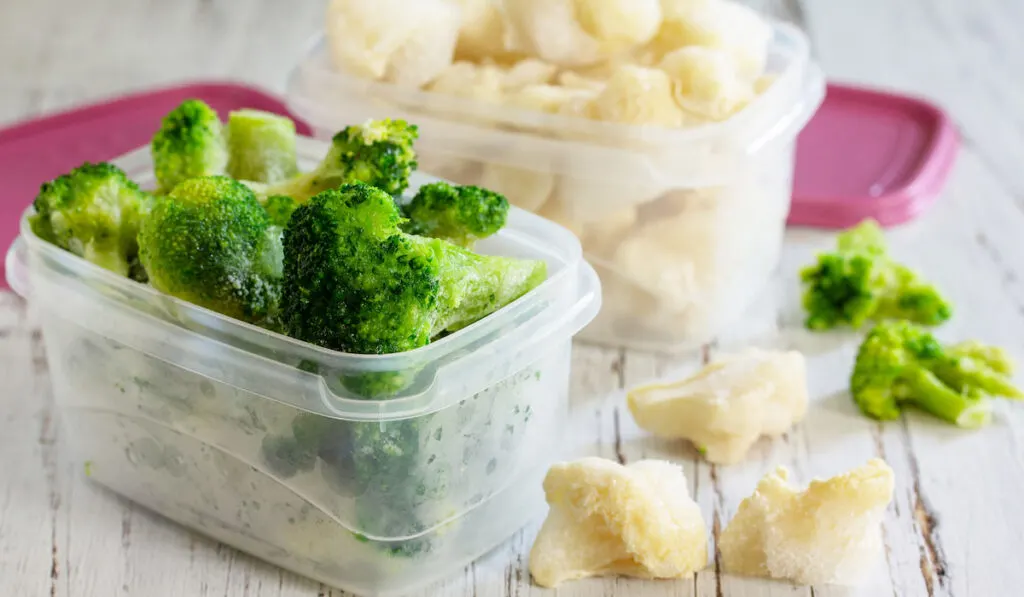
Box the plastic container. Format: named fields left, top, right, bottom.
left=286, top=21, right=824, bottom=352
left=5, top=138, right=601, bottom=596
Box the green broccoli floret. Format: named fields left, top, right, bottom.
left=265, top=119, right=418, bottom=202
left=281, top=182, right=546, bottom=355
left=151, top=99, right=228, bottom=193
left=263, top=195, right=300, bottom=227
left=226, top=109, right=299, bottom=184
left=801, top=219, right=952, bottom=330
left=850, top=321, right=1021, bottom=428
left=138, top=176, right=283, bottom=326
left=401, top=181, right=509, bottom=247
left=29, top=162, right=149, bottom=279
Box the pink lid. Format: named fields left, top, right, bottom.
left=788, top=83, right=959, bottom=229
left=0, top=82, right=310, bottom=289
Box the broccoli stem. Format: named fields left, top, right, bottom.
left=902, top=367, right=992, bottom=428
left=932, top=359, right=1024, bottom=400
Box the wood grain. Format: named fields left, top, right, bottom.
left=2, top=0, right=1024, bottom=595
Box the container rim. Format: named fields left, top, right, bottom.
left=287, top=19, right=817, bottom=150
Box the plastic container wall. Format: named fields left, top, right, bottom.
left=287, top=22, right=824, bottom=352
left=5, top=140, right=601, bottom=596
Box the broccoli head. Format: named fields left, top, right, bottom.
left=226, top=109, right=299, bottom=184
left=151, top=99, right=228, bottom=193
left=801, top=220, right=952, bottom=330
left=30, top=162, right=149, bottom=279
left=281, top=182, right=546, bottom=355
left=850, top=321, right=1020, bottom=428
left=138, top=175, right=283, bottom=326
left=263, top=194, right=299, bottom=227
left=267, top=119, right=418, bottom=202
left=402, top=181, right=510, bottom=247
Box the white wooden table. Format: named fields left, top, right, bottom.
left=3, top=1, right=1024, bottom=595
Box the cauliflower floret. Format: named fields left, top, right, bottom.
left=529, top=458, right=707, bottom=587
left=427, top=61, right=506, bottom=103
left=649, top=0, right=771, bottom=81
left=720, top=459, right=895, bottom=585
left=325, top=0, right=462, bottom=88
left=659, top=46, right=754, bottom=121
left=503, top=58, right=559, bottom=90
left=536, top=195, right=584, bottom=237
left=627, top=349, right=808, bottom=464
left=478, top=163, right=555, bottom=211
left=454, top=0, right=521, bottom=62
left=558, top=71, right=608, bottom=93
left=506, top=84, right=599, bottom=114
left=588, top=65, right=687, bottom=126
left=580, top=207, right=638, bottom=259
left=502, top=0, right=662, bottom=67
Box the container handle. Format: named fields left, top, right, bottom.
left=4, top=237, right=30, bottom=299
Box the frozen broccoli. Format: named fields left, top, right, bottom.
left=265, top=119, right=418, bottom=202
left=850, top=321, right=1021, bottom=428
left=29, top=162, right=149, bottom=279
left=263, top=195, right=299, bottom=227
left=281, top=182, right=546, bottom=355
left=801, top=220, right=952, bottom=330
left=226, top=109, right=299, bottom=183
left=401, top=181, right=509, bottom=247
left=138, top=176, right=283, bottom=326
left=151, top=99, right=228, bottom=193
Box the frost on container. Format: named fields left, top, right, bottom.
left=6, top=144, right=600, bottom=596
left=290, top=1, right=825, bottom=351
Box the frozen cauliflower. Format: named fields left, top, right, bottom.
left=588, top=65, right=687, bottom=126
left=325, top=0, right=462, bottom=88
left=719, top=459, right=895, bottom=585
left=579, top=207, right=638, bottom=259
left=503, top=0, right=662, bottom=67
left=529, top=458, right=707, bottom=587
left=478, top=164, right=555, bottom=212
left=428, top=61, right=506, bottom=103
left=627, top=349, right=808, bottom=465
left=659, top=46, right=754, bottom=121
left=650, top=0, right=771, bottom=81
left=506, top=84, right=599, bottom=115
left=454, top=0, right=520, bottom=63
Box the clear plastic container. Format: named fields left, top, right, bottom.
left=286, top=21, right=824, bottom=352
left=4, top=139, right=601, bottom=596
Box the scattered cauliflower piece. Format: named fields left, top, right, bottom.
left=649, top=0, right=770, bottom=81
left=529, top=458, right=707, bottom=588
left=659, top=46, right=754, bottom=121
left=502, top=0, right=662, bottom=67
left=588, top=65, right=687, bottom=126
left=719, top=459, right=895, bottom=585
left=325, top=0, right=462, bottom=88
left=627, top=349, right=808, bottom=464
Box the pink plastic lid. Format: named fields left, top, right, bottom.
left=788, top=83, right=959, bottom=229
left=0, top=82, right=310, bottom=289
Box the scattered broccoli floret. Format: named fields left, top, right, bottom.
left=850, top=321, right=1020, bottom=428
left=138, top=176, right=283, bottom=326
left=801, top=220, right=952, bottom=330
left=401, top=181, right=510, bottom=247
left=263, top=195, right=300, bottom=227
left=29, top=162, right=149, bottom=279
left=281, top=182, right=546, bottom=355
left=151, top=99, right=228, bottom=193
left=266, top=119, right=418, bottom=202
left=226, top=109, right=299, bottom=184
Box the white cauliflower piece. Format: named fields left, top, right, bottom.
left=506, top=84, right=598, bottom=114
left=502, top=0, right=662, bottom=67
left=503, top=58, right=559, bottom=90
left=720, top=459, right=895, bottom=585
left=529, top=458, right=707, bottom=587
left=325, top=0, right=462, bottom=88
left=588, top=65, right=687, bottom=126
left=580, top=207, right=638, bottom=259
left=478, top=163, right=555, bottom=212
left=627, top=349, right=808, bottom=464
left=650, top=0, right=771, bottom=81
left=427, top=61, right=505, bottom=103
left=454, top=0, right=520, bottom=62
left=659, top=46, right=754, bottom=121
left=558, top=71, right=608, bottom=93
left=536, top=195, right=584, bottom=237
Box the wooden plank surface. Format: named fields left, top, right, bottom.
left=2, top=0, right=1024, bottom=596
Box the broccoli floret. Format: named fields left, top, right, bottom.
left=263, top=195, right=299, bottom=227
left=151, top=99, right=228, bottom=193
left=401, top=181, right=509, bottom=247
left=850, top=321, right=1020, bottom=428
left=801, top=220, right=952, bottom=330
left=281, top=182, right=546, bottom=355
left=29, top=162, right=149, bottom=279
left=138, top=176, right=283, bottom=326
left=226, top=109, right=299, bottom=184
left=266, top=119, right=418, bottom=202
